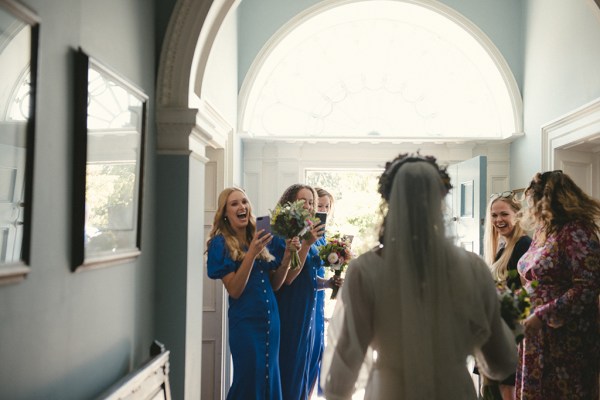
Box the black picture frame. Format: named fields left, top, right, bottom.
left=0, top=0, right=39, bottom=284
left=72, top=48, right=147, bottom=271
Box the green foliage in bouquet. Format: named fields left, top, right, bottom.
left=496, top=278, right=538, bottom=343
left=270, top=200, right=320, bottom=269
left=317, top=233, right=353, bottom=299
left=317, top=233, right=353, bottom=268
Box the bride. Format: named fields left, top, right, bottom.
left=320, top=153, right=518, bottom=399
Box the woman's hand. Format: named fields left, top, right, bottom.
left=318, top=275, right=344, bottom=290
left=304, top=222, right=325, bottom=246
left=522, top=312, right=543, bottom=334
left=328, top=275, right=343, bottom=289
left=287, top=236, right=301, bottom=252
left=249, top=230, right=273, bottom=256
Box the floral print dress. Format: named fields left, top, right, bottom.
left=516, top=221, right=600, bottom=400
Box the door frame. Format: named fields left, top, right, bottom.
left=542, top=97, right=600, bottom=198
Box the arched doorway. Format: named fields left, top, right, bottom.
left=155, top=1, right=523, bottom=398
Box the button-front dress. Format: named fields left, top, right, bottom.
left=308, top=236, right=327, bottom=395
left=271, top=235, right=320, bottom=400
left=207, top=234, right=283, bottom=400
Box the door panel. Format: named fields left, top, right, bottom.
left=446, top=156, right=487, bottom=256
left=202, top=150, right=227, bottom=400
left=554, top=148, right=596, bottom=198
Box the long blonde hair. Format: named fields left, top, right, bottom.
left=483, top=194, right=527, bottom=282
left=315, top=187, right=335, bottom=213
left=206, top=187, right=273, bottom=262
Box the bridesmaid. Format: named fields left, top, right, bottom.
left=206, top=187, right=296, bottom=400
left=271, top=184, right=333, bottom=400
left=308, top=187, right=336, bottom=396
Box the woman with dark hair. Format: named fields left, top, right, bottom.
left=271, top=183, right=335, bottom=400
left=516, top=170, right=600, bottom=400
left=206, top=187, right=297, bottom=399
left=321, top=154, right=517, bottom=399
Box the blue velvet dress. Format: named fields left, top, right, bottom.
left=207, top=235, right=283, bottom=400
left=271, top=235, right=320, bottom=400
left=308, top=236, right=326, bottom=395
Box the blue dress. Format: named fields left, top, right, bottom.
left=271, top=235, right=320, bottom=400
left=207, top=235, right=283, bottom=400
left=308, top=237, right=326, bottom=395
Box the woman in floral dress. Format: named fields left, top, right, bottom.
left=516, top=170, right=600, bottom=400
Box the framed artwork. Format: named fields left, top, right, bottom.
left=72, top=48, right=147, bottom=271
left=0, top=0, right=39, bottom=284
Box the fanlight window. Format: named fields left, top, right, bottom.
left=240, top=0, right=520, bottom=142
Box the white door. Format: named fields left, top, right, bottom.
left=446, top=156, right=487, bottom=256
left=202, top=148, right=228, bottom=400
left=554, top=147, right=599, bottom=199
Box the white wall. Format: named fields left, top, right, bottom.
left=243, top=141, right=511, bottom=216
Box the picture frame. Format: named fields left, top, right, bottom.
left=0, top=0, right=39, bottom=284
left=72, top=48, right=147, bottom=271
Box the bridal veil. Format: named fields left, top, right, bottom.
left=321, top=160, right=517, bottom=399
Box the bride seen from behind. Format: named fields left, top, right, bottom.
left=320, top=153, right=518, bottom=399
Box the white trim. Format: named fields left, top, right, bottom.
left=541, top=97, right=600, bottom=170
left=0, top=263, right=29, bottom=285
left=156, top=101, right=232, bottom=157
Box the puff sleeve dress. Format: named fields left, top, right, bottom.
left=207, top=234, right=283, bottom=400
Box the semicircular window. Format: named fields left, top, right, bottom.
left=240, top=0, right=520, bottom=142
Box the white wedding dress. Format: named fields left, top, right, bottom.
left=321, top=248, right=517, bottom=400
left=320, top=161, right=517, bottom=400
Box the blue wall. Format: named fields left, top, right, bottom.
left=512, top=0, right=600, bottom=187
left=237, top=0, right=524, bottom=92
left=0, top=0, right=157, bottom=399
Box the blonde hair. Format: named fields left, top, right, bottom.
left=315, top=187, right=335, bottom=212
left=483, top=194, right=527, bottom=282
left=520, top=171, right=600, bottom=242
left=207, top=187, right=274, bottom=262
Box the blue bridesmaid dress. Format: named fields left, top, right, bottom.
left=271, top=235, right=320, bottom=400
left=308, top=236, right=326, bottom=395
left=207, top=235, right=283, bottom=400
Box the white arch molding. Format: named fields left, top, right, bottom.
left=155, top=1, right=238, bottom=399
left=156, top=0, right=237, bottom=155
left=239, top=0, right=524, bottom=143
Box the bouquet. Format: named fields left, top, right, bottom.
left=496, top=281, right=536, bottom=343
left=317, top=233, right=353, bottom=299
left=270, top=200, right=320, bottom=269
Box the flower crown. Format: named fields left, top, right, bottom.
left=377, top=152, right=452, bottom=202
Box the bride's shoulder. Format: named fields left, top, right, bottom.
left=450, top=246, right=493, bottom=281
left=347, top=249, right=383, bottom=274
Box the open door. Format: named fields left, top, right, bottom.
left=554, top=148, right=599, bottom=199
left=202, top=147, right=229, bottom=400
left=446, top=156, right=487, bottom=256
